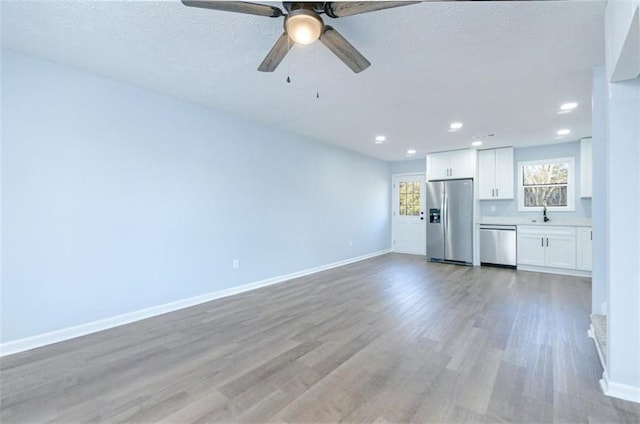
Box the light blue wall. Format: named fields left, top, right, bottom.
left=1, top=50, right=391, bottom=343
left=389, top=158, right=426, bottom=175
left=479, top=141, right=592, bottom=219
left=591, top=66, right=608, bottom=316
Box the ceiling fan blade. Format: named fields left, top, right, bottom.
left=181, top=1, right=283, bottom=17
left=324, top=2, right=420, bottom=18
left=258, top=33, right=293, bottom=72
left=319, top=26, right=370, bottom=73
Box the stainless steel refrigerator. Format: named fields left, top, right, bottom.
left=426, top=179, right=474, bottom=265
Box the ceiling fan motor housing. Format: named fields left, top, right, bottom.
left=282, top=2, right=325, bottom=13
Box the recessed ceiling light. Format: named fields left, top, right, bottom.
left=449, top=122, right=463, bottom=130
left=407, top=149, right=416, bottom=155
left=560, top=102, right=578, bottom=111
left=557, top=129, right=571, bottom=136
left=374, top=135, right=386, bottom=144
left=472, top=141, right=482, bottom=147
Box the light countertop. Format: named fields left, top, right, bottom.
left=477, top=216, right=592, bottom=226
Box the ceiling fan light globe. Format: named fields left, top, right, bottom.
left=286, top=12, right=323, bottom=45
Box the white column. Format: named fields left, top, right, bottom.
left=603, top=76, right=640, bottom=403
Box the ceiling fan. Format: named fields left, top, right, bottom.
left=181, top=1, right=420, bottom=73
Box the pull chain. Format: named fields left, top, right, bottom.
left=315, top=42, right=319, bottom=98
left=286, top=36, right=291, bottom=83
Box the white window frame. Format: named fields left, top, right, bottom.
left=517, top=157, right=575, bottom=212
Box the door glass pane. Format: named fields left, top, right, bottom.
left=397, top=180, right=421, bottom=216
left=406, top=183, right=414, bottom=194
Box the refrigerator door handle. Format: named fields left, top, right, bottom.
left=442, top=191, right=447, bottom=241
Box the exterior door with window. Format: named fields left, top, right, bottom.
left=392, top=174, right=426, bottom=255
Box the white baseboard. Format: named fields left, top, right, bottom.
left=600, top=372, right=640, bottom=404
left=0, top=249, right=391, bottom=357
left=590, top=327, right=640, bottom=404
left=517, top=264, right=592, bottom=278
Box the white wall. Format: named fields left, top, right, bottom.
left=389, top=159, right=425, bottom=175
left=0, top=50, right=391, bottom=343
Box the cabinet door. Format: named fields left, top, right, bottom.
left=478, top=150, right=496, bottom=199
left=545, top=235, right=577, bottom=269
left=449, top=149, right=476, bottom=179
left=427, top=152, right=450, bottom=181
left=576, top=227, right=593, bottom=271
left=517, top=233, right=546, bottom=266
left=494, top=147, right=514, bottom=199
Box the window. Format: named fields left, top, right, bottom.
left=518, top=157, right=575, bottom=211
left=399, top=181, right=421, bottom=216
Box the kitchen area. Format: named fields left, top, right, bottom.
left=422, top=138, right=593, bottom=278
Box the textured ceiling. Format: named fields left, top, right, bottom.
left=1, top=1, right=605, bottom=161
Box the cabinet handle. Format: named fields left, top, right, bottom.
left=492, top=189, right=495, bottom=197
left=496, top=188, right=499, bottom=197
left=546, top=238, right=549, bottom=247
left=541, top=237, right=544, bottom=247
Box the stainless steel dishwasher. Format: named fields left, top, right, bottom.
left=479, top=224, right=517, bottom=268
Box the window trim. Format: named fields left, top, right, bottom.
left=517, top=157, right=575, bottom=212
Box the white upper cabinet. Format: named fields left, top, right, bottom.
left=478, top=147, right=514, bottom=199
left=478, top=150, right=496, bottom=198
left=427, top=152, right=450, bottom=180
left=580, top=137, right=593, bottom=198
left=426, top=149, right=476, bottom=181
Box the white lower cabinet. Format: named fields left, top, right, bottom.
left=577, top=226, right=593, bottom=271
left=516, top=233, right=546, bottom=266
left=517, top=226, right=577, bottom=270
left=545, top=234, right=578, bottom=269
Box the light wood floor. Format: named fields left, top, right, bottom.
left=2, top=254, right=639, bottom=423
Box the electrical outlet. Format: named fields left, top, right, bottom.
left=349, top=240, right=353, bottom=248
left=232, top=259, right=240, bottom=269
left=490, top=205, right=496, bottom=212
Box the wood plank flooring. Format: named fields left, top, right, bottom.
left=1, top=253, right=639, bottom=423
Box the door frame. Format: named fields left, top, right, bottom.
left=391, top=172, right=427, bottom=255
